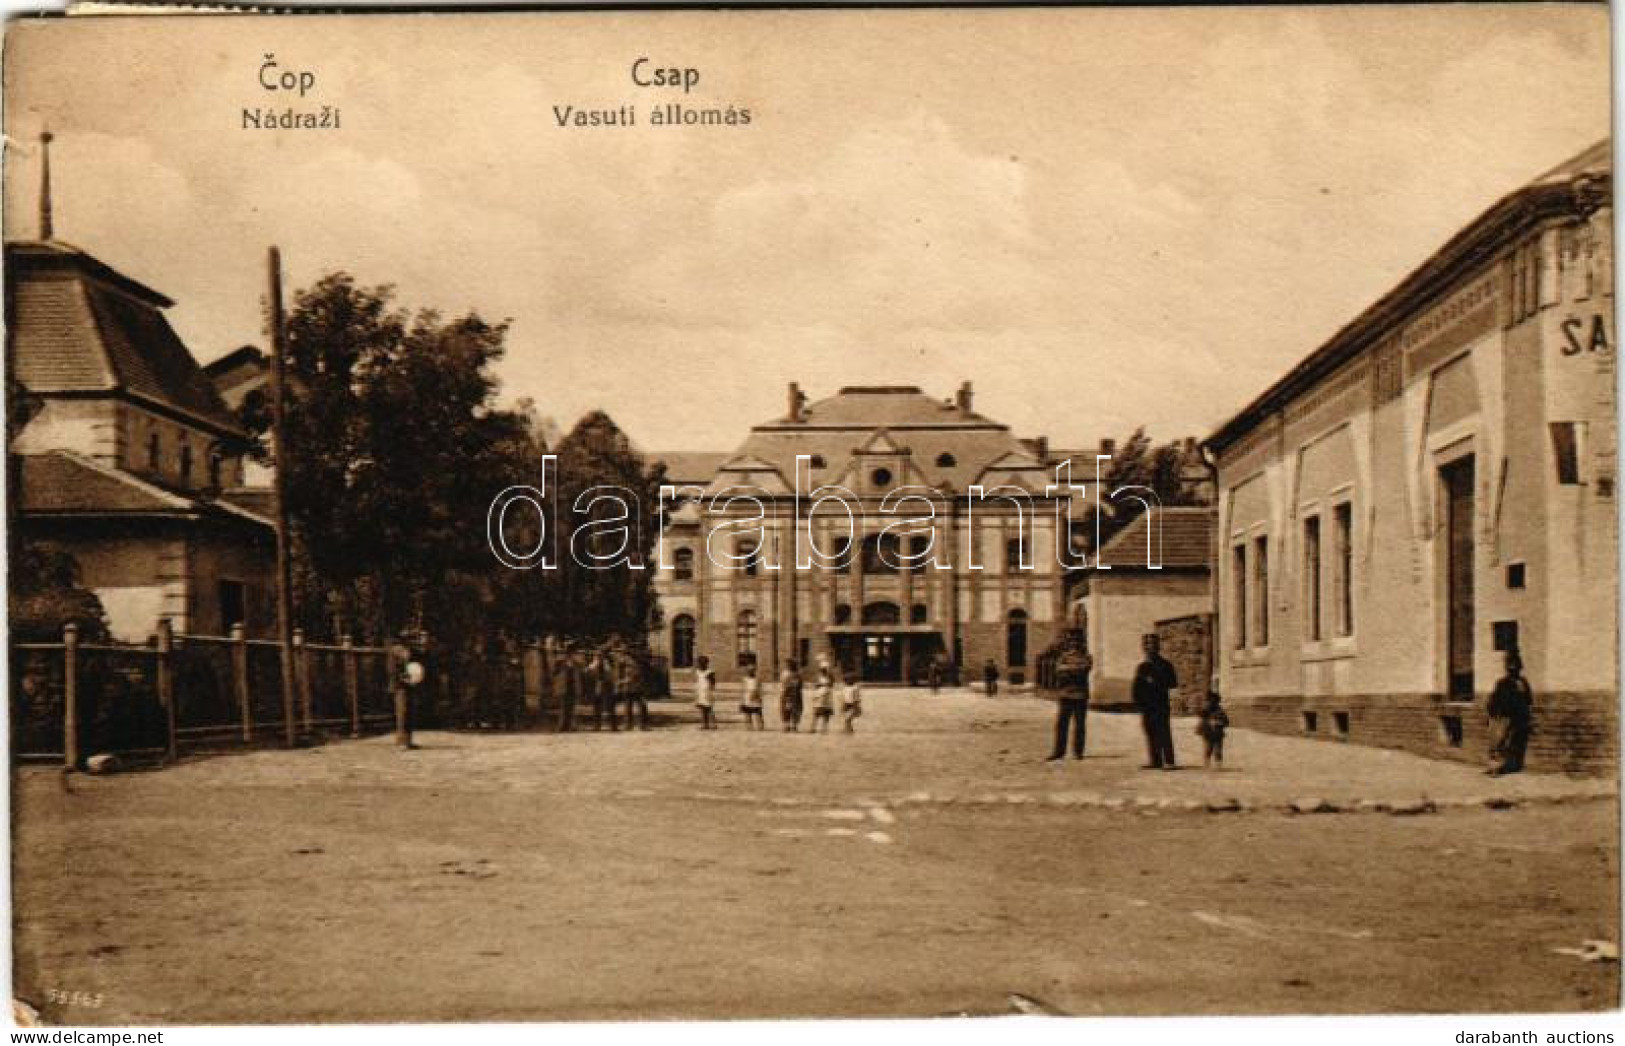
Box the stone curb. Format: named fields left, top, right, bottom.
left=595, top=788, right=1613, bottom=815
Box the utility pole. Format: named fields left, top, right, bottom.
left=267, top=247, right=299, bottom=747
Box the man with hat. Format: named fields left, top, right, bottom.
left=1045, top=611, right=1094, bottom=761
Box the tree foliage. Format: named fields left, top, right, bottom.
left=248, top=273, right=660, bottom=657
left=1088, top=428, right=1204, bottom=553
left=11, top=543, right=109, bottom=643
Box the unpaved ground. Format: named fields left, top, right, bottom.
left=12, top=688, right=1619, bottom=1023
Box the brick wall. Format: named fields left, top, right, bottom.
left=1155, top=613, right=1213, bottom=715
left=1234, top=689, right=1617, bottom=775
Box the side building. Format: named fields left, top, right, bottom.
left=9, top=238, right=275, bottom=641
left=1204, top=139, right=1616, bottom=772
left=651, top=384, right=1076, bottom=689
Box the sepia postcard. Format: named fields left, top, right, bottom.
left=2, top=2, right=1619, bottom=1029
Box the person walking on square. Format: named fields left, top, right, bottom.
left=927, top=658, right=942, bottom=696
left=1486, top=649, right=1534, bottom=775
left=1132, top=634, right=1179, bottom=769
left=694, top=655, right=718, bottom=730
left=1196, top=688, right=1229, bottom=768
left=779, top=658, right=804, bottom=732
left=983, top=659, right=1000, bottom=697
left=811, top=662, right=836, bottom=733
left=840, top=666, right=863, bottom=733
left=1045, top=627, right=1093, bottom=761
left=739, top=659, right=765, bottom=731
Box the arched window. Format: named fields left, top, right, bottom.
left=1007, top=608, right=1029, bottom=667
left=871, top=467, right=893, bottom=487
left=910, top=602, right=929, bottom=624
left=862, top=533, right=900, bottom=575
left=1005, top=536, right=1026, bottom=571
left=738, top=539, right=760, bottom=577
left=671, top=615, right=696, bottom=669
left=673, top=547, right=695, bottom=582
left=907, top=534, right=932, bottom=572
left=832, top=535, right=853, bottom=574
left=207, top=446, right=224, bottom=490
left=935, top=452, right=956, bottom=469
left=736, top=610, right=759, bottom=667
left=833, top=603, right=853, bottom=625
left=147, top=432, right=161, bottom=472
left=862, top=601, right=901, bottom=626
left=179, top=442, right=194, bottom=485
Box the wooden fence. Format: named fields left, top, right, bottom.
left=13, top=626, right=680, bottom=770
left=11, top=622, right=401, bottom=768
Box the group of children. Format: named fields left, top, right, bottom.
left=691, top=656, right=863, bottom=733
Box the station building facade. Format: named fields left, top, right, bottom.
left=1204, top=140, right=1616, bottom=771
left=651, top=384, right=1076, bottom=688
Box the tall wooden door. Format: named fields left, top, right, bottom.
left=1441, top=457, right=1476, bottom=701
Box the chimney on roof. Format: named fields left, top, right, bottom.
left=1033, top=435, right=1049, bottom=462
left=955, top=381, right=973, bottom=413
left=787, top=382, right=807, bottom=422
left=1100, top=437, right=1116, bottom=457
left=38, top=131, right=54, bottom=241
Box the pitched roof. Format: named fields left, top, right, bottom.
left=8, top=240, right=244, bottom=437
left=20, top=450, right=272, bottom=530
left=1094, top=506, right=1214, bottom=571
left=650, top=451, right=731, bottom=487
left=731, top=385, right=1040, bottom=492
left=784, top=386, right=992, bottom=428
left=1207, top=138, right=1612, bottom=454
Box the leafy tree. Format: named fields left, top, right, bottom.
left=11, top=543, right=108, bottom=642
left=548, top=410, right=665, bottom=643
left=1084, top=428, right=1203, bottom=555
left=254, top=274, right=534, bottom=647
left=246, top=273, right=662, bottom=674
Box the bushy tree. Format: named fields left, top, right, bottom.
left=548, top=410, right=666, bottom=643
left=246, top=273, right=662, bottom=671
left=256, top=274, right=534, bottom=645
left=11, top=543, right=108, bottom=643
left=1088, top=428, right=1202, bottom=553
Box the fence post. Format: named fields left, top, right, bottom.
left=62, top=623, right=80, bottom=771
left=523, top=639, right=542, bottom=720
left=293, top=627, right=313, bottom=738
left=156, top=619, right=177, bottom=764
left=232, top=623, right=252, bottom=743
left=390, top=642, right=410, bottom=749
left=343, top=636, right=360, bottom=738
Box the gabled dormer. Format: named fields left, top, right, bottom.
left=836, top=427, right=931, bottom=497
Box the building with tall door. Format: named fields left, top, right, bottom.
left=650, top=383, right=1089, bottom=688
left=1205, top=139, right=1616, bottom=771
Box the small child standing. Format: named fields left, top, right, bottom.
left=1196, top=691, right=1229, bottom=767
left=811, top=663, right=836, bottom=734
left=694, top=654, right=718, bottom=730
left=740, top=661, right=764, bottom=731
left=840, top=668, right=862, bottom=733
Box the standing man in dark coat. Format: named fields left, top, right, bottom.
left=1132, top=633, right=1178, bottom=769
left=1486, top=649, right=1534, bottom=775
left=983, top=659, right=1000, bottom=697
left=1045, top=628, right=1094, bottom=761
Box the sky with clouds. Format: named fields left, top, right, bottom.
left=4, top=6, right=1611, bottom=452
